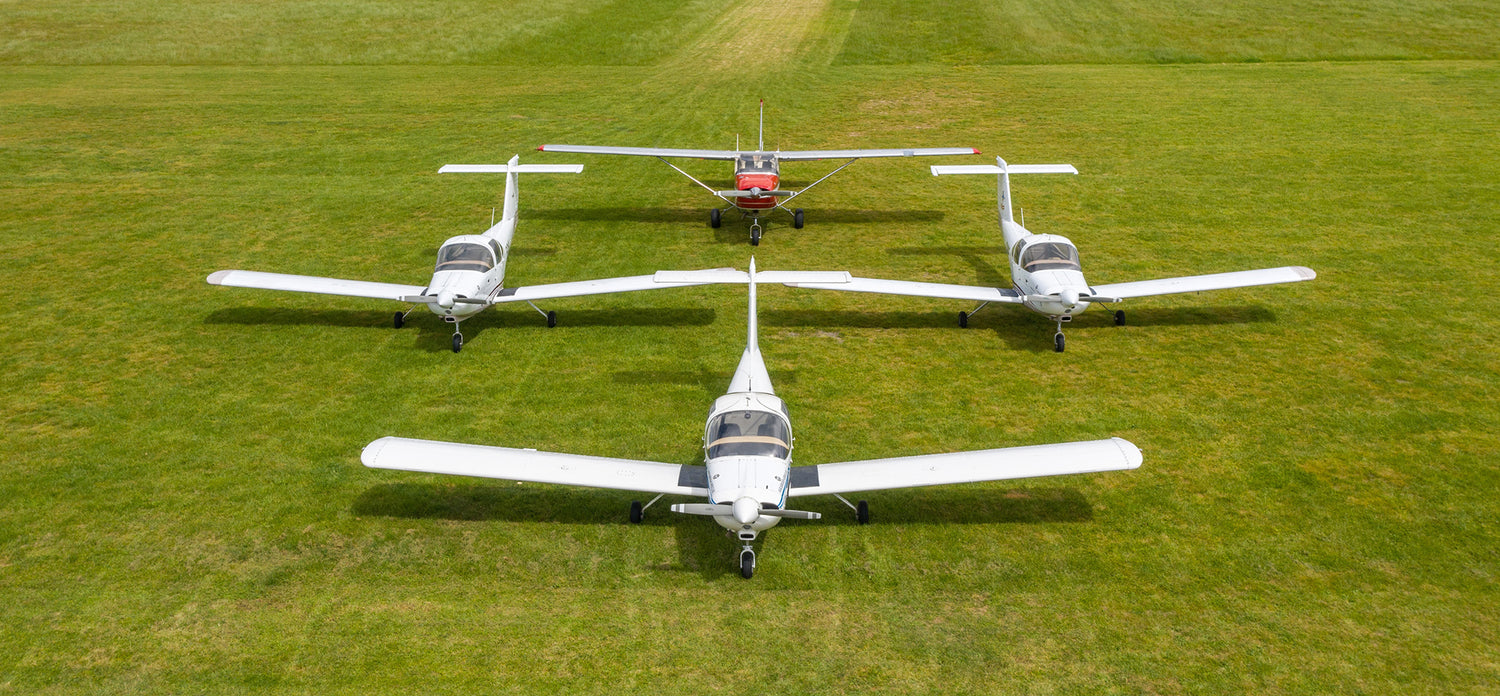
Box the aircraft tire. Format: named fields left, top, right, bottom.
left=1114, top=310, right=1126, bottom=326
left=452, top=333, right=463, bottom=353
left=710, top=208, right=721, bottom=228
left=749, top=226, right=762, bottom=246
left=546, top=310, right=558, bottom=328
left=856, top=500, right=870, bottom=525
left=740, top=550, right=755, bottom=579
left=1054, top=333, right=1065, bottom=353
left=629, top=501, right=643, bottom=524
left=792, top=209, right=804, bottom=229
left=958, top=311, right=968, bottom=329
left=393, top=312, right=404, bottom=329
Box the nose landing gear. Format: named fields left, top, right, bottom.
left=739, top=545, right=756, bottom=579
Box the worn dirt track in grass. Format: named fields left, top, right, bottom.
left=666, top=0, right=833, bottom=73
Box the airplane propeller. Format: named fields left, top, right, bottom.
left=670, top=501, right=822, bottom=522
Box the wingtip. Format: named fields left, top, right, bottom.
left=361, top=437, right=393, bottom=468
left=1294, top=266, right=1317, bottom=280
left=206, top=270, right=232, bottom=285
left=972, top=148, right=981, bottom=154
left=1112, top=437, right=1144, bottom=469
left=535, top=145, right=546, bottom=151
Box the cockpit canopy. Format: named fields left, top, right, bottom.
left=735, top=154, right=776, bottom=174
left=706, top=409, right=790, bottom=459
left=434, top=242, right=496, bottom=273
left=1018, top=241, right=1081, bottom=272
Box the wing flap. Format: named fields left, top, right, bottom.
left=207, top=270, right=426, bottom=302
left=362, top=436, right=707, bottom=496
left=1091, top=266, right=1316, bottom=300
left=784, top=276, right=1022, bottom=304
left=788, top=438, right=1141, bottom=496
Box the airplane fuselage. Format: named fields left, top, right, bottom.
left=424, top=230, right=512, bottom=321
left=732, top=153, right=781, bottom=210
left=702, top=390, right=793, bottom=539
left=1003, top=219, right=1093, bottom=319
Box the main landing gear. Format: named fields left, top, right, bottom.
left=709, top=208, right=721, bottom=229
left=791, top=208, right=804, bottom=229
left=833, top=494, right=870, bottom=524
left=1114, top=309, right=1126, bottom=326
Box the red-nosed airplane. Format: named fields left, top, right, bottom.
left=538, top=101, right=979, bottom=245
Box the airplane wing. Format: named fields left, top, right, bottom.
left=362, top=436, right=709, bottom=496
left=207, top=270, right=426, bottom=302
left=778, top=147, right=979, bottom=161
left=488, top=270, right=731, bottom=304
left=782, top=276, right=1024, bottom=304
left=1090, top=266, right=1316, bottom=300
left=787, top=437, right=1141, bottom=497
left=536, top=144, right=739, bottom=160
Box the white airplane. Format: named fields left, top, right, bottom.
left=783, top=157, right=1317, bottom=351
left=361, top=259, right=1142, bottom=578
left=537, top=100, right=979, bottom=245
left=208, top=156, right=721, bottom=353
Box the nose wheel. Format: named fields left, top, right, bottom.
left=1053, top=318, right=1066, bottom=352
left=452, top=332, right=464, bottom=353
left=739, top=546, right=756, bottom=579
left=749, top=223, right=762, bottom=246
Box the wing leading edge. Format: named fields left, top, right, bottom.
left=362, top=437, right=709, bottom=496
left=787, top=437, right=1141, bottom=496
left=207, top=270, right=426, bottom=301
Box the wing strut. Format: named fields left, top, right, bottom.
left=777, top=158, right=859, bottom=207
left=655, top=156, right=735, bottom=205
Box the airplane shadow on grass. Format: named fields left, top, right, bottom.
left=204, top=306, right=717, bottom=353
left=611, top=368, right=798, bottom=398
left=761, top=305, right=1277, bottom=353
left=353, top=482, right=1094, bottom=580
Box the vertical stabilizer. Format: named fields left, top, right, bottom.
left=501, top=154, right=521, bottom=224
left=996, top=156, right=1014, bottom=224
left=728, top=257, right=775, bottom=395
left=758, top=99, right=765, bottom=152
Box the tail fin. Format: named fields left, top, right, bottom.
left=931, top=157, right=1077, bottom=224
left=758, top=99, right=765, bottom=152
left=438, top=157, right=583, bottom=245
left=727, top=256, right=774, bottom=394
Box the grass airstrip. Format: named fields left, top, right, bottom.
left=2, top=1, right=1498, bottom=693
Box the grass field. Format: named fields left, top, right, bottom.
left=2, top=1, right=1498, bottom=693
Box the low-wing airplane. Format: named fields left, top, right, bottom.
left=537, top=101, right=979, bottom=245
left=783, top=157, right=1317, bottom=351
left=208, top=156, right=720, bottom=352
left=362, top=258, right=1142, bottom=578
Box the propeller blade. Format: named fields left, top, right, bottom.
left=671, top=503, right=732, bottom=516
left=757, top=508, right=821, bottom=520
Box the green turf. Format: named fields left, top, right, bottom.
left=2, top=1, right=1498, bottom=694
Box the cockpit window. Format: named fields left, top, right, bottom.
left=1019, top=242, right=1081, bottom=272
left=735, top=154, right=775, bottom=173
left=706, top=410, right=790, bottom=459
left=435, top=243, right=495, bottom=273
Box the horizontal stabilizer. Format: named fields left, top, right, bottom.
left=208, top=270, right=426, bottom=302
left=784, top=276, right=1024, bottom=304
left=652, top=269, right=852, bottom=285
left=362, top=437, right=707, bottom=496
left=716, top=189, right=795, bottom=198
left=932, top=164, right=1078, bottom=176
left=789, top=437, right=1141, bottom=496
left=489, top=270, right=732, bottom=304
left=1091, top=266, right=1316, bottom=300
left=439, top=164, right=584, bottom=174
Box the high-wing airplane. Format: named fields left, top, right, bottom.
left=208, top=156, right=720, bottom=352
left=362, top=258, right=1142, bottom=578
left=537, top=101, right=979, bottom=245
left=784, top=157, right=1317, bottom=352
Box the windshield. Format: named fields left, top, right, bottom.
left=1019, top=242, right=1081, bottom=272
left=735, top=154, right=775, bottom=174
left=434, top=243, right=494, bottom=273
left=706, top=410, right=790, bottom=459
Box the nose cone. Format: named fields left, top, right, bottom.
left=732, top=497, right=761, bottom=525
left=1060, top=288, right=1080, bottom=306
left=437, top=291, right=455, bottom=309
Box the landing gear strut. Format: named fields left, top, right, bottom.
left=739, top=546, right=756, bottom=579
